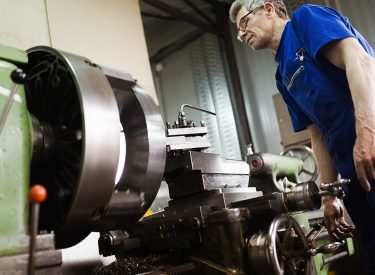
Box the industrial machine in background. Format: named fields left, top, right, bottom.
left=0, top=44, right=354, bottom=275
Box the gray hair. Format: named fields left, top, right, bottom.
left=229, top=0, right=289, bottom=22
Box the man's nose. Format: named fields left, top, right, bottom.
left=237, top=30, right=247, bottom=42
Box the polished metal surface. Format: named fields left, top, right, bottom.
left=0, top=82, right=19, bottom=136
left=248, top=232, right=271, bottom=274
left=26, top=47, right=166, bottom=245
left=268, top=215, right=310, bottom=275
left=166, top=135, right=210, bottom=151
left=165, top=151, right=251, bottom=198
left=285, top=182, right=321, bottom=211
left=248, top=215, right=311, bottom=275
left=319, top=179, right=350, bottom=199
left=166, top=110, right=210, bottom=152
left=166, top=151, right=249, bottom=174
left=26, top=46, right=121, bottom=247
left=163, top=188, right=262, bottom=219
left=166, top=125, right=210, bottom=152
left=166, top=127, right=208, bottom=136
left=99, top=68, right=166, bottom=229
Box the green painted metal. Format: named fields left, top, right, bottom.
left=0, top=50, right=32, bottom=256
left=292, top=212, right=330, bottom=275
left=292, top=212, right=355, bottom=274
left=346, top=237, right=354, bottom=256
left=270, top=155, right=303, bottom=183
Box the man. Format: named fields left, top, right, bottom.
left=229, top=0, right=375, bottom=273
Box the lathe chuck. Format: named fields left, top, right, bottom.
left=25, top=46, right=165, bottom=248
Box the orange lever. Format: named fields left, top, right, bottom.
left=28, top=184, right=47, bottom=275
left=29, top=184, right=47, bottom=203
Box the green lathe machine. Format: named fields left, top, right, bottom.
left=0, top=44, right=355, bottom=275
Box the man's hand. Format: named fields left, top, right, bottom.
left=354, top=119, right=375, bottom=192
left=323, top=196, right=355, bottom=240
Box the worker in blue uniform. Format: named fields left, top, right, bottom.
left=229, top=0, right=375, bottom=273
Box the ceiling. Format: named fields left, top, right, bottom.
left=140, top=0, right=214, bottom=27
left=139, top=0, right=234, bottom=62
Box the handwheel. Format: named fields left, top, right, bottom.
left=248, top=214, right=313, bottom=275
left=281, top=145, right=319, bottom=182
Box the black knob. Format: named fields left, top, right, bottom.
left=98, top=233, right=114, bottom=256
left=11, top=68, right=27, bottom=84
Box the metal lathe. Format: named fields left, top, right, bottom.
left=0, top=44, right=354, bottom=275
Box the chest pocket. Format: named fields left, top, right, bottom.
left=282, top=48, right=305, bottom=92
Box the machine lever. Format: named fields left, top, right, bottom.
left=179, top=104, right=216, bottom=116
left=306, top=223, right=324, bottom=241
left=319, top=179, right=350, bottom=199
left=178, top=104, right=216, bottom=127
left=0, top=68, right=26, bottom=136
left=320, top=179, right=350, bottom=189
left=316, top=242, right=344, bottom=254
left=308, top=241, right=344, bottom=257
left=28, top=185, right=47, bottom=275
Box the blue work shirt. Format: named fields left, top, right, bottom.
left=275, top=5, right=375, bottom=272
left=275, top=4, right=375, bottom=181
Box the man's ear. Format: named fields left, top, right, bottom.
left=264, top=2, right=274, bottom=16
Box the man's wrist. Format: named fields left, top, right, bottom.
left=322, top=195, right=336, bottom=204
left=355, top=116, right=375, bottom=134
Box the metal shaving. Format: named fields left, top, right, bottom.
left=94, top=254, right=164, bottom=275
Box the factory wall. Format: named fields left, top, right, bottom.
left=231, top=37, right=283, bottom=154
left=0, top=0, right=157, bottom=103
left=339, top=0, right=375, bottom=49
left=0, top=0, right=51, bottom=48
left=151, top=33, right=242, bottom=160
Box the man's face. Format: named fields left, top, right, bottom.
left=236, top=5, right=272, bottom=50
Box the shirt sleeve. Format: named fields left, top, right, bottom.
left=291, top=5, right=354, bottom=61
left=276, top=77, right=313, bottom=132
